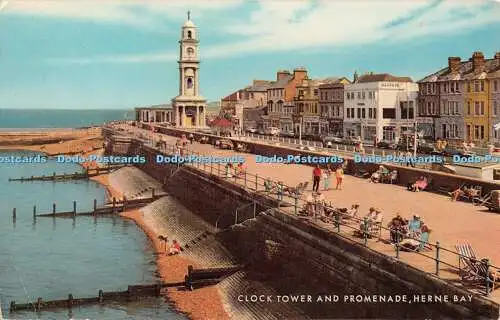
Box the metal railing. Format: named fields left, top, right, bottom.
left=110, top=123, right=500, bottom=297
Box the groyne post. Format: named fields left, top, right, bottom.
left=73, top=201, right=77, bottom=215
left=112, top=197, right=116, bottom=209
left=53, top=172, right=56, bottom=180
left=294, top=197, right=298, bottom=215
left=255, top=174, right=258, bottom=191
left=52, top=203, right=56, bottom=215
left=152, top=188, right=155, bottom=198
left=123, top=197, right=127, bottom=211
left=68, top=294, right=73, bottom=308
left=435, top=241, right=440, bottom=276
left=93, top=199, right=97, bottom=213
left=33, top=205, right=36, bottom=218
left=363, top=217, right=368, bottom=246
left=12, top=208, right=16, bottom=220
left=484, top=259, right=491, bottom=296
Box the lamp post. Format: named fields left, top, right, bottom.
left=299, top=116, right=303, bottom=145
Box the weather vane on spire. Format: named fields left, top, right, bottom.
left=187, top=10, right=191, bottom=20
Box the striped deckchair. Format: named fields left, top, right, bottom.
left=456, top=243, right=499, bottom=290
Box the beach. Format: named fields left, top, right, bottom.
left=0, top=129, right=230, bottom=320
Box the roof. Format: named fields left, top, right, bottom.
left=245, top=80, right=273, bottom=92
left=419, top=57, right=500, bottom=83
left=210, top=117, right=233, bottom=127
left=221, top=91, right=238, bottom=102
left=357, top=73, right=413, bottom=83
left=183, top=19, right=195, bottom=28
left=268, top=74, right=294, bottom=89
left=135, top=104, right=171, bottom=110
left=318, top=77, right=351, bottom=88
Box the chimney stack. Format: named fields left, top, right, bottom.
left=472, top=51, right=485, bottom=72
left=448, top=57, right=461, bottom=73
left=293, top=67, right=307, bottom=81
left=276, top=70, right=291, bottom=81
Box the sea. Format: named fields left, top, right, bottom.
left=0, top=150, right=184, bottom=319
left=0, top=109, right=135, bottom=129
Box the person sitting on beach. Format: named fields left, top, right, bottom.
left=411, top=176, right=428, bottom=192
left=345, top=204, right=359, bottom=219
left=359, top=207, right=377, bottom=231
left=407, top=214, right=422, bottom=238
left=388, top=214, right=406, bottom=243
left=398, top=223, right=431, bottom=252
left=303, top=193, right=315, bottom=216
left=370, top=166, right=388, bottom=183
left=168, top=240, right=181, bottom=255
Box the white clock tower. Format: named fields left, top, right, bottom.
left=171, top=11, right=207, bottom=128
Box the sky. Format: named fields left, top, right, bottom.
left=0, top=0, right=499, bottom=110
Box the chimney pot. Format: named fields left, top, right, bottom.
left=472, top=51, right=485, bottom=72
left=448, top=56, right=461, bottom=73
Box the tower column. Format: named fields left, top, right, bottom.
left=175, top=107, right=180, bottom=126
left=195, top=69, right=199, bottom=96
left=196, top=105, right=200, bottom=127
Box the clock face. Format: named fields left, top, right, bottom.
left=186, top=47, right=194, bottom=56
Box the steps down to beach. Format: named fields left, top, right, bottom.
left=218, top=271, right=309, bottom=320
left=108, top=167, right=163, bottom=199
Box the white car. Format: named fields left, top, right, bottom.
left=246, top=128, right=257, bottom=133
left=266, top=127, right=280, bottom=136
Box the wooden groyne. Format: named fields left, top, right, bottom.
left=9, top=265, right=242, bottom=313
left=29, top=194, right=167, bottom=218
left=8, top=165, right=125, bottom=182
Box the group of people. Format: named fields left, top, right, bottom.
left=224, top=162, right=246, bottom=178
left=312, top=164, right=345, bottom=192
left=387, top=214, right=431, bottom=251
left=158, top=236, right=182, bottom=255
left=370, top=165, right=390, bottom=183
left=358, top=207, right=384, bottom=234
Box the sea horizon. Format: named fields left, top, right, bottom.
left=0, top=109, right=135, bottom=129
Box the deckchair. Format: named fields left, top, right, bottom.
left=456, top=243, right=499, bottom=290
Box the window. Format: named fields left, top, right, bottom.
left=362, top=108, right=366, bottom=118
left=186, top=77, right=193, bottom=89
left=475, top=101, right=480, bottom=115
left=467, top=125, right=471, bottom=139
left=495, top=101, right=499, bottom=117
left=474, top=126, right=479, bottom=139
left=373, top=108, right=377, bottom=119
left=368, top=92, right=372, bottom=99
left=362, top=92, right=365, bottom=99
left=454, top=124, right=458, bottom=138
left=357, top=108, right=361, bottom=118
left=187, top=30, right=192, bottom=39
left=474, top=81, right=480, bottom=92
left=454, top=101, right=459, bottom=115
left=346, top=93, right=350, bottom=100
left=467, top=82, right=471, bottom=92
left=442, top=124, right=447, bottom=139
left=451, top=81, right=459, bottom=93
left=467, top=101, right=471, bottom=115
left=495, top=80, right=499, bottom=92
left=357, top=92, right=361, bottom=99
left=426, top=84, right=431, bottom=94
left=382, top=108, right=396, bottom=119
left=369, top=108, right=373, bottom=118
left=480, top=101, right=485, bottom=115
left=480, top=81, right=485, bottom=92
left=443, top=83, right=448, bottom=93
left=441, top=101, right=446, bottom=115
left=480, top=125, right=485, bottom=140
left=427, top=102, right=432, bottom=115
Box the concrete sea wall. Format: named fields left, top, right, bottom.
left=103, top=129, right=500, bottom=319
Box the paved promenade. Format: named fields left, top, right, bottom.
left=112, top=124, right=500, bottom=301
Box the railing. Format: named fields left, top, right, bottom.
left=110, top=123, right=500, bottom=298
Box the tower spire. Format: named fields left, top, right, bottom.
left=187, top=10, right=191, bottom=20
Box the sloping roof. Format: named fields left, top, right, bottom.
left=221, top=91, right=239, bottom=102
left=318, top=77, right=351, bottom=88
left=419, top=58, right=500, bottom=83
left=268, top=74, right=294, bottom=89
left=357, top=73, right=413, bottom=83
left=245, top=80, right=273, bottom=92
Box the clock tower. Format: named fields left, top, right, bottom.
left=172, top=11, right=207, bottom=128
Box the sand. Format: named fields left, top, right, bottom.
left=93, top=174, right=230, bottom=320
left=0, top=130, right=230, bottom=319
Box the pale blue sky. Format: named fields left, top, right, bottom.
left=0, top=0, right=499, bottom=110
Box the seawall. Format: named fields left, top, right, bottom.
left=103, top=128, right=500, bottom=319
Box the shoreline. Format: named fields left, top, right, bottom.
left=91, top=173, right=231, bottom=320
left=0, top=131, right=231, bottom=320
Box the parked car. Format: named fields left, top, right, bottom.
left=441, top=146, right=465, bottom=157
left=257, top=129, right=265, bottom=135
left=322, top=135, right=343, bottom=145
left=376, top=141, right=396, bottom=149
left=246, top=128, right=257, bottom=133
left=265, top=127, right=281, bottom=136
left=341, top=137, right=358, bottom=145
left=280, top=131, right=295, bottom=138
left=417, top=143, right=436, bottom=154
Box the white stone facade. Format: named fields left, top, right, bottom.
left=344, top=78, right=418, bottom=144
left=171, top=16, right=207, bottom=129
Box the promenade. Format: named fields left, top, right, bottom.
left=112, top=124, right=500, bottom=302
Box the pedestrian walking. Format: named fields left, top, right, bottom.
left=312, top=165, right=321, bottom=192
left=323, top=167, right=331, bottom=191
left=335, top=166, right=344, bottom=190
